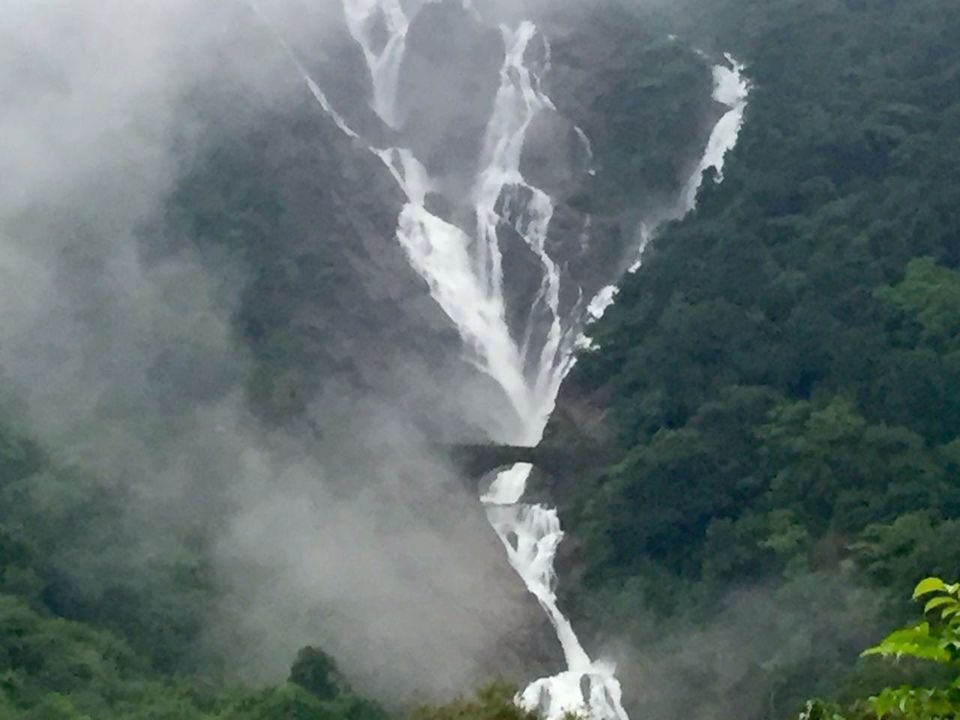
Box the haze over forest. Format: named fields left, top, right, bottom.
left=1, top=1, right=959, bottom=720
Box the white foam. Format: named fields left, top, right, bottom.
left=342, top=0, right=414, bottom=128
left=680, top=55, right=749, bottom=211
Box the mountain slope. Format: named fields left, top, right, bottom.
left=546, top=0, right=960, bottom=717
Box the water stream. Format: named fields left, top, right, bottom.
left=254, top=2, right=749, bottom=715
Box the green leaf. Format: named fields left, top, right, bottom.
left=862, top=623, right=953, bottom=662
left=914, top=577, right=948, bottom=599
left=870, top=690, right=899, bottom=716
left=924, top=596, right=956, bottom=613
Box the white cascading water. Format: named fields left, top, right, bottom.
left=679, top=54, right=750, bottom=211
left=595, top=54, right=750, bottom=320
left=340, top=8, right=630, bottom=716
left=472, top=22, right=572, bottom=436
left=341, top=0, right=412, bottom=128
left=258, top=1, right=748, bottom=715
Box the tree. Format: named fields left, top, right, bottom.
left=802, top=577, right=960, bottom=720
left=407, top=681, right=539, bottom=720
left=289, top=647, right=347, bottom=701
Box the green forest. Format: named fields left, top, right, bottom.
left=552, top=0, right=960, bottom=716
left=2, top=0, right=959, bottom=718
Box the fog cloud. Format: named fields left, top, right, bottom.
left=0, top=0, right=544, bottom=703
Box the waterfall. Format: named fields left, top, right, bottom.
left=598, top=56, right=750, bottom=324
left=259, top=2, right=750, bottom=715
left=341, top=0, right=412, bottom=128
left=471, top=22, right=571, bottom=440
left=680, top=54, right=750, bottom=212
left=351, top=9, right=631, bottom=716
left=334, top=5, right=626, bottom=715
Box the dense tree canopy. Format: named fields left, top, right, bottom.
left=565, top=0, right=960, bottom=599
left=548, top=0, right=960, bottom=715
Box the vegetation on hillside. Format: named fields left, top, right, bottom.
left=406, top=682, right=537, bottom=720
left=0, top=419, right=386, bottom=719
left=0, top=589, right=384, bottom=720
left=551, top=0, right=960, bottom=715
left=2, top=0, right=959, bottom=717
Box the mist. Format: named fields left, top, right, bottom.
left=582, top=572, right=883, bottom=720
left=0, top=0, right=547, bottom=703
left=0, top=0, right=744, bottom=713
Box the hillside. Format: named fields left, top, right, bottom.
left=547, top=0, right=960, bottom=717
left=2, top=0, right=959, bottom=719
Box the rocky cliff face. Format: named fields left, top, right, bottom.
left=398, top=2, right=505, bottom=182
left=166, top=39, right=506, bottom=443
left=155, top=0, right=724, bottom=691
left=165, top=0, right=718, bottom=450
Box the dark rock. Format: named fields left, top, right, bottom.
left=397, top=0, right=504, bottom=181
left=166, top=64, right=496, bottom=441
left=520, top=109, right=587, bottom=200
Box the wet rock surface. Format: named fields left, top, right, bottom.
left=398, top=0, right=504, bottom=182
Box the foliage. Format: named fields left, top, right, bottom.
left=550, top=0, right=960, bottom=715
left=406, top=682, right=538, bottom=720
left=0, top=591, right=386, bottom=720
left=0, top=417, right=385, bottom=719
left=289, top=647, right=350, bottom=702
left=565, top=0, right=960, bottom=597
left=801, top=578, right=960, bottom=720
left=0, top=417, right=215, bottom=675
